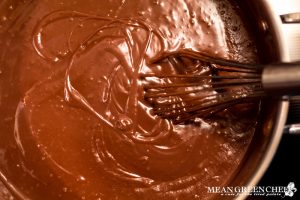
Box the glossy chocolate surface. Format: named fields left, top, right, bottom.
left=0, top=0, right=259, bottom=199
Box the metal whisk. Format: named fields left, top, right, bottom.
left=142, top=50, right=300, bottom=124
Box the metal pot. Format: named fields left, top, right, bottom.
left=0, top=0, right=299, bottom=199
left=226, top=1, right=300, bottom=199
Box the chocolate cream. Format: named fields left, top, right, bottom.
left=0, top=0, right=260, bottom=199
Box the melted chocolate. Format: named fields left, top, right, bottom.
left=0, top=0, right=259, bottom=199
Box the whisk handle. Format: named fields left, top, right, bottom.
left=262, top=63, right=300, bottom=95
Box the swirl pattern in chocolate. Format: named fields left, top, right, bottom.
left=0, top=0, right=260, bottom=199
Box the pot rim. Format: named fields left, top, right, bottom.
left=235, top=0, right=290, bottom=199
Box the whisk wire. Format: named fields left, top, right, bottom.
left=143, top=52, right=265, bottom=124
left=152, top=90, right=265, bottom=122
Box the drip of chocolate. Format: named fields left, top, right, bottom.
left=0, top=0, right=259, bottom=199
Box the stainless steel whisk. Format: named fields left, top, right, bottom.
left=141, top=50, right=300, bottom=124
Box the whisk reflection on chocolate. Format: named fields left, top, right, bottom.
left=141, top=50, right=300, bottom=124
